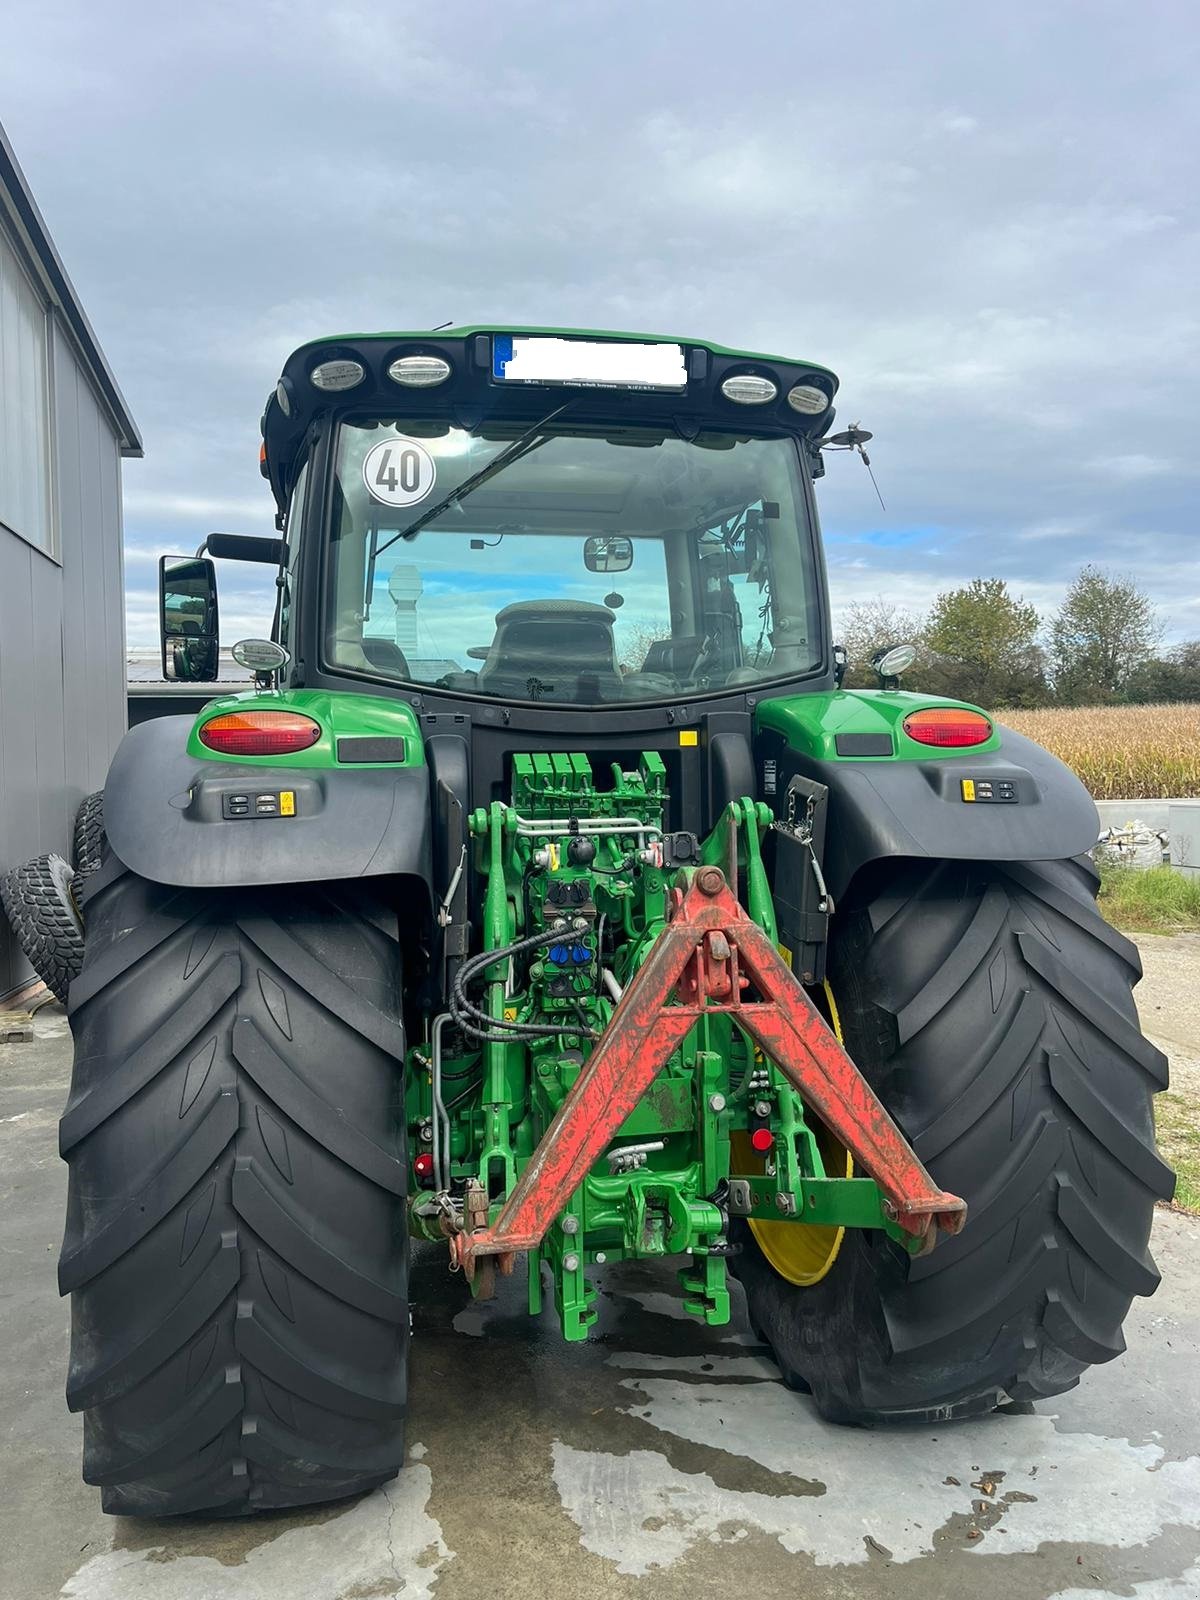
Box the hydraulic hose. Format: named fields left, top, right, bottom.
left=450, top=921, right=600, bottom=1043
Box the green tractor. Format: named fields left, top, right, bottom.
left=24, top=329, right=1173, bottom=1516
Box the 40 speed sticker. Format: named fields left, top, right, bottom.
left=363, top=436, right=436, bottom=508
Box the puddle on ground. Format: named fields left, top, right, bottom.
left=551, top=1366, right=1200, bottom=1572
left=63, top=1450, right=450, bottom=1600
left=1044, top=1560, right=1200, bottom=1600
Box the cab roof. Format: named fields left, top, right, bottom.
left=299, top=325, right=838, bottom=377
left=261, top=326, right=839, bottom=515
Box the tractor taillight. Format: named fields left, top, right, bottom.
left=199, top=710, right=321, bottom=756
left=413, top=1153, right=435, bottom=1187
left=902, top=707, right=993, bottom=748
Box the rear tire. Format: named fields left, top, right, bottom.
left=735, top=856, right=1173, bottom=1424
left=61, top=851, right=410, bottom=1515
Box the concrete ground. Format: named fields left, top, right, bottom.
left=3, top=940, right=1199, bottom=1600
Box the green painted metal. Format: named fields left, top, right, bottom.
left=293, top=324, right=839, bottom=386
left=700, top=797, right=778, bottom=943
left=734, top=1175, right=919, bottom=1250
left=405, top=749, right=896, bottom=1338
left=755, top=687, right=1002, bottom=762
left=186, top=687, right=426, bottom=768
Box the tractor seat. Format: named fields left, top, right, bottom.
left=641, top=635, right=706, bottom=679
left=475, top=600, right=622, bottom=701
left=360, top=638, right=411, bottom=678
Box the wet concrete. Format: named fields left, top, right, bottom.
left=3, top=1005, right=1198, bottom=1600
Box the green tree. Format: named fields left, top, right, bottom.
left=1123, top=640, right=1200, bottom=704
left=1050, top=565, right=1162, bottom=705
left=921, top=578, right=1048, bottom=708
left=836, top=595, right=925, bottom=689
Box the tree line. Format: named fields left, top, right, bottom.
left=839, top=565, right=1199, bottom=708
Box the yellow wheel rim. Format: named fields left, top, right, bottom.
left=743, top=980, right=852, bottom=1287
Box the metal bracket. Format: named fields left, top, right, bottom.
left=449, top=867, right=966, bottom=1278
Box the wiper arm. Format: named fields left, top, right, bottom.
left=374, top=400, right=574, bottom=559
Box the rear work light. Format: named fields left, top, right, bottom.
left=902, top=707, right=993, bottom=748
left=199, top=710, right=321, bottom=756
left=310, top=358, right=365, bottom=392
left=720, top=373, right=778, bottom=405
left=388, top=353, right=452, bottom=387
left=786, top=383, right=829, bottom=414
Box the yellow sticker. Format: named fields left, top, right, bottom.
left=960, top=778, right=976, bottom=802
left=279, top=790, right=296, bottom=816
left=503, top=1007, right=518, bottom=1022
left=679, top=729, right=698, bottom=747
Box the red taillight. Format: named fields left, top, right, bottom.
left=199, top=710, right=321, bottom=756
left=902, top=707, right=993, bottom=748
left=413, top=1153, right=435, bottom=1187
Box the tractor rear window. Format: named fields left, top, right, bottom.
left=325, top=420, right=822, bottom=705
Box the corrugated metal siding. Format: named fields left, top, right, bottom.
left=0, top=222, right=53, bottom=550
left=0, top=313, right=127, bottom=999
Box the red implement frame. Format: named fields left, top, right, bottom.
left=450, top=867, right=966, bottom=1276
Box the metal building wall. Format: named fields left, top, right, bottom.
left=0, top=316, right=127, bottom=1000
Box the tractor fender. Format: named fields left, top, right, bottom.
left=102, top=716, right=432, bottom=891
left=769, top=725, right=1100, bottom=901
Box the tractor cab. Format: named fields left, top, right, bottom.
left=262, top=332, right=840, bottom=746
left=313, top=401, right=827, bottom=709
left=162, top=329, right=843, bottom=835
left=169, top=330, right=840, bottom=705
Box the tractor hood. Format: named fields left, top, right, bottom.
left=260, top=326, right=840, bottom=513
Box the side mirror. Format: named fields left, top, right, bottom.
left=584, top=535, right=633, bottom=574
left=160, top=555, right=219, bottom=682
left=204, top=532, right=286, bottom=564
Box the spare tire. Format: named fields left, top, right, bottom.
left=72, top=791, right=106, bottom=883
left=0, top=852, right=84, bottom=1003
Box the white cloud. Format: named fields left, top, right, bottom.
left=933, top=110, right=980, bottom=135
left=123, top=491, right=272, bottom=522
left=0, top=1, right=1193, bottom=648
left=1090, top=454, right=1176, bottom=481
left=1017, top=516, right=1097, bottom=542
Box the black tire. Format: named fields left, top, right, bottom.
left=72, top=791, right=105, bottom=882
left=60, top=851, right=410, bottom=1515
left=0, top=852, right=84, bottom=1003
left=735, top=856, right=1173, bottom=1424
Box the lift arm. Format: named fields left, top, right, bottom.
left=449, top=866, right=966, bottom=1277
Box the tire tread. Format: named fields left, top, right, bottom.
left=734, top=855, right=1169, bottom=1425
left=61, top=854, right=408, bottom=1515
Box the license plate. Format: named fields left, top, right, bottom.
left=492, top=335, right=687, bottom=391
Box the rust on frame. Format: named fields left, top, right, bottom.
left=450, top=868, right=966, bottom=1277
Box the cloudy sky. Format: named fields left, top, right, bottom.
left=2, top=0, right=1196, bottom=650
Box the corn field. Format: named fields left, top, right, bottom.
left=999, top=704, right=1200, bottom=799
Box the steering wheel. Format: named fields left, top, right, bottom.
left=689, top=631, right=721, bottom=688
